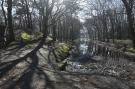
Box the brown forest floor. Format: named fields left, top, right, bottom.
left=0, top=42, right=135, bottom=89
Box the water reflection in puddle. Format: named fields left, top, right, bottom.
left=79, top=44, right=88, bottom=54
left=66, top=28, right=130, bottom=75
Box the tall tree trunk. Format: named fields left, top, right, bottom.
left=7, top=0, right=15, bottom=42
left=42, top=0, right=49, bottom=39
left=122, top=0, right=135, bottom=47
left=52, top=24, right=56, bottom=42
left=24, top=0, right=31, bottom=29
left=110, top=17, right=115, bottom=43
left=127, top=12, right=135, bottom=47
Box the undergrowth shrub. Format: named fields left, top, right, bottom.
left=21, top=32, right=31, bottom=42
left=54, top=43, right=72, bottom=62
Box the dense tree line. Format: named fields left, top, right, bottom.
left=84, top=0, right=135, bottom=47
left=0, top=0, right=82, bottom=48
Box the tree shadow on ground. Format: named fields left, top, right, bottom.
left=0, top=56, right=27, bottom=78
left=38, top=50, right=48, bottom=61
left=0, top=46, right=24, bottom=59
left=0, top=38, right=55, bottom=89
left=0, top=39, right=41, bottom=58
left=89, top=76, right=127, bottom=89
left=6, top=52, right=55, bottom=89
left=0, top=39, right=42, bottom=76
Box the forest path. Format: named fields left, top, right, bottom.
left=0, top=42, right=135, bottom=89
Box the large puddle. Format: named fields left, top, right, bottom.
left=65, top=27, right=131, bottom=78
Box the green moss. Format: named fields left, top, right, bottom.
left=127, top=48, right=135, bottom=53
left=24, top=44, right=33, bottom=49
left=54, top=43, right=72, bottom=61
left=21, top=32, right=31, bottom=41
left=21, top=32, right=32, bottom=45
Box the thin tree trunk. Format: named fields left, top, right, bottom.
left=1, top=0, right=7, bottom=26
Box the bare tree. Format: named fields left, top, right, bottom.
left=7, top=0, right=15, bottom=42
left=1, top=0, right=7, bottom=26
left=121, top=0, right=135, bottom=47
